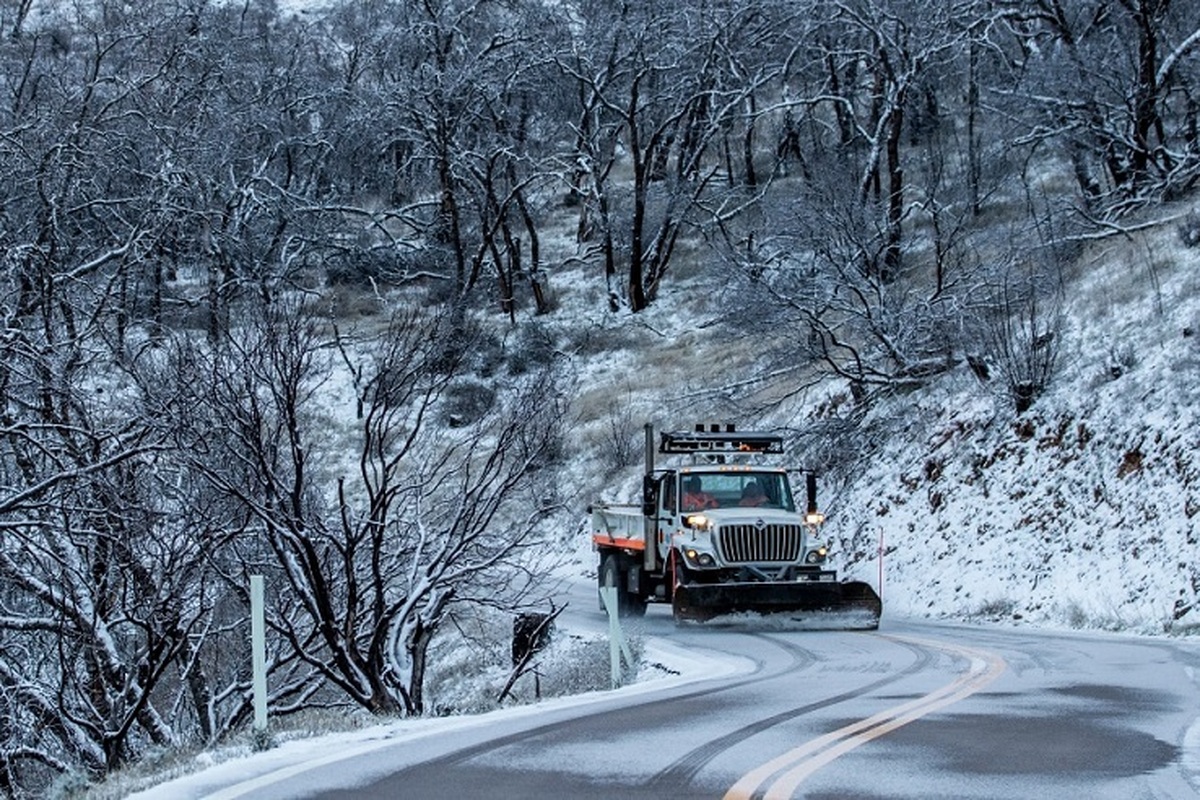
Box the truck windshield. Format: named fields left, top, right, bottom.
left=680, top=472, right=794, bottom=511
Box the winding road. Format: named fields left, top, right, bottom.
left=192, top=597, right=1200, bottom=800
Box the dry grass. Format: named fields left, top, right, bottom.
left=1070, top=209, right=1195, bottom=331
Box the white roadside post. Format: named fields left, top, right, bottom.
left=250, top=574, right=268, bottom=734
left=600, top=586, right=635, bottom=688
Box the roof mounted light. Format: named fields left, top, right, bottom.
left=660, top=428, right=784, bottom=455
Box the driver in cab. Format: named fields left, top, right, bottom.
left=682, top=476, right=718, bottom=511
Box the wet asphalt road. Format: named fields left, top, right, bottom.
left=227, top=607, right=1200, bottom=800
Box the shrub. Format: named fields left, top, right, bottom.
left=985, top=280, right=1062, bottom=414
left=441, top=381, right=496, bottom=427
left=507, top=322, right=556, bottom=375
left=1177, top=209, right=1200, bottom=248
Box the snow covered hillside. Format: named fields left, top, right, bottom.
left=827, top=214, right=1200, bottom=633
left=547, top=208, right=1199, bottom=636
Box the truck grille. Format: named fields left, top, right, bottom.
left=718, top=523, right=804, bottom=563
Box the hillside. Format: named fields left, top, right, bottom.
left=548, top=208, right=1200, bottom=636
left=829, top=214, right=1200, bottom=633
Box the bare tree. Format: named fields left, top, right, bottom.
left=559, top=0, right=783, bottom=311
left=0, top=239, right=221, bottom=791
left=177, top=300, right=565, bottom=716
left=714, top=0, right=1017, bottom=410
left=991, top=0, right=1200, bottom=210
left=0, top=8, right=238, bottom=791
left=319, top=0, right=567, bottom=316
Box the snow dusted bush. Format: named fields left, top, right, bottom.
left=441, top=379, right=497, bottom=426
left=45, top=770, right=90, bottom=800
left=1106, top=340, right=1138, bottom=379
left=507, top=321, right=557, bottom=376
left=532, top=632, right=645, bottom=697
left=423, top=609, right=635, bottom=714
left=1177, top=209, right=1200, bottom=248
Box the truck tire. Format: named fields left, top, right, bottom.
left=598, top=554, right=620, bottom=613
left=598, top=554, right=646, bottom=618
left=598, top=555, right=614, bottom=613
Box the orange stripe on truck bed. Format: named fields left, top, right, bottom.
left=592, top=533, right=646, bottom=551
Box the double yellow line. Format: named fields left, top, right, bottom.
left=724, top=635, right=1007, bottom=800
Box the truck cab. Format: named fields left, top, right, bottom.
left=645, top=463, right=833, bottom=590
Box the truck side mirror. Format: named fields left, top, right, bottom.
left=642, top=475, right=657, bottom=517
left=804, top=472, right=825, bottom=526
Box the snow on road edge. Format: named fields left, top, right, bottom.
left=124, top=635, right=753, bottom=800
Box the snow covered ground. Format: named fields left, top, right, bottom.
left=829, top=214, right=1200, bottom=633
left=118, top=634, right=751, bottom=800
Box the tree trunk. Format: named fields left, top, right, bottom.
left=883, top=103, right=904, bottom=281
left=1129, top=0, right=1165, bottom=189
left=628, top=167, right=648, bottom=313
left=967, top=32, right=981, bottom=216
left=742, top=94, right=758, bottom=188
left=402, top=620, right=437, bottom=716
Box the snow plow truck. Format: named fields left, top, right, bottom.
left=591, top=424, right=881, bottom=627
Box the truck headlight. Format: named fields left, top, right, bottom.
left=684, top=514, right=712, bottom=530
left=683, top=548, right=716, bottom=568
left=804, top=547, right=828, bottom=564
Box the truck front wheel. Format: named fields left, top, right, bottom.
left=598, top=554, right=646, bottom=618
